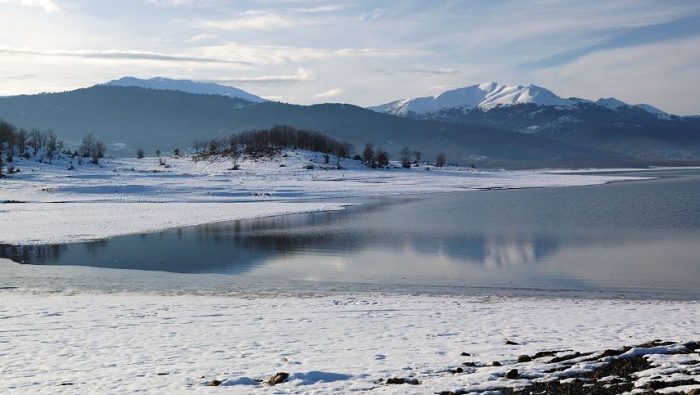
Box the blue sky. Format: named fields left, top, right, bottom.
left=1, top=0, right=699, bottom=114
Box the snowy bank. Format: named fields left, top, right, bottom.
left=0, top=151, right=647, bottom=245
left=0, top=291, right=697, bottom=393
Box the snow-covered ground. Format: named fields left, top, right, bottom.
left=1, top=290, right=697, bottom=394
left=0, top=151, right=646, bottom=245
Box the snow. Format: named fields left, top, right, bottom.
left=596, top=97, right=670, bottom=119
left=0, top=150, right=645, bottom=245
left=103, top=76, right=266, bottom=103
left=370, top=82, right=577, bottom=115
left=370, top=83, right=675, bottom=118
left=0, top=290, right=696, bottom=393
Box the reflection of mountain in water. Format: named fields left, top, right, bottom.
left=0, top=198, right=562, bottom=274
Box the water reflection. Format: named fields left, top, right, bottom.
left=2, top=168, right=700, bottom=296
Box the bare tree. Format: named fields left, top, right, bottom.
left=362, top=143, right=375, bottom=167
left=413, top=150, right=422, bottom=164
left=376, top=149, right=390, bottom=167
left=136, top=149, right=145, bottom=159
left=436, top=152, right=446, bottom=167
left=399, top=146, right=412, bottom=168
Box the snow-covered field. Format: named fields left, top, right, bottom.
left=0, top=151, right=646, bottom=245
left=1, top=291, right=697, bottom=394
left=4, top=152, right=696, bottom=394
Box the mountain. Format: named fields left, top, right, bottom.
left=596, top=97, right=669, bottom=119
left=370, top=83, right=577, bottom=115
left=104, top=76, right=266, bottom=103
left=371, top=82, right=673, bottom=119
left=0, top=85, right=644, bottom=169
left=369, top=82, right=700, bottom=161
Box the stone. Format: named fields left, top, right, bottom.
left=518, top=354, right=532, bottom=363
left=492, top=361, right=502, bottom=366
left=506, top=369, right=519, bottom=379
left=206, top=380, right=222, bottom=386
left=267, top=372, right=289, bottom=386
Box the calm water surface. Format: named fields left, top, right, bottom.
left=2, top=168, right=700, bottom=298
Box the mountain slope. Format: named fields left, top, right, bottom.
left=422, top=103, right=700, bottom=161
left=370, top=83, right=576, bottom=115
left=104, top=76, right=266, bottom=103
left=372, top=82, right=675, bottom=119
left=0, top=85, right=638, bottom=168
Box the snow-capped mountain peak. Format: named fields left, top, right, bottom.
left=370, top=83, right=673, bottom=119
left=369, top=82, right=576, bottom=115
left=103, top=76, right=266, bottom=103
left=596, top=97, right=669, bottom=118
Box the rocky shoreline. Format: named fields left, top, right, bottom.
left=204, top=340, right=700, bottom=394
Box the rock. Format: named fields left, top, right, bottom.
left=683, top=341, right=699, bottom=352
left=267, top=372, right=289, bottom=386
left=460, top=352, right=471, bottom=356
left=506, top=369, right=519, bottom=379
left=386, top=377, right=420, bottom=385
left=517, top=354, right=532, bottom=363
left=462, top=362, right=477, bottom=367
left=492, top=361, right=502, bottom=366
left=505, top=340, right=519, bottom=345
left=687, top=389, right=699, bottom=395
left=206, top=380, right=222, bottom=386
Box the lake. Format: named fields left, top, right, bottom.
left=2, top=168, right=699, bottom=299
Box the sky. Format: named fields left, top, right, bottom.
left=0, top=0, right=699, bottom=115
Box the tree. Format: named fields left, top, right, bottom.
left=156, top=149, right=161, bottom=157
left=79, top=133, right=106, bottom=164
left=376, top=149, right=390, bottom=167
left=399, top=146, right=412, bottom=168
left=173, top=147, right=180, bottom=156
left=136, top=149, right=145, bottom=159
left=45, top=131, right=60, bottom=164
left=413, top=151, right=422, bottom=163
left=362, top=143, right=375, bottom=167
left=436, top=152, right=446, bottom=167
left=29, top=129, right=43, bottom=155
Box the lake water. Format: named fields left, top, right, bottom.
left=2, top=168, right=700, bottom=299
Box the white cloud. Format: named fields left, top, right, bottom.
left=532, top=36, right=700, bottom=115
left=195, top=12, right=309, bottom=31
left=0, top=0, right=60, bottom=12
left=207, top=68, right=315, bottom=84
left=292, top=4, right=351, bottom=13
left=195, top=42, right=421, bottom=65
left=0, top=46, right=252, bottom=67
left=313, top=88, right=343, bottom=98
left=185, top=33, right=217, bottom=43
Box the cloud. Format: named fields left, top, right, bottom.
left=0, top=0, right=60, bottom=12
left=206, top=68, right=315, bottom=84
left=185, top=33, right=218, bottom=43
left=532, top=36, right=700, bottom=115
left=195, top=42, right=421, bottom=65
left=313, top=88, right=343, bottom=98
left=0, top=46, right=251, bottom=66
left=195, top=12, right=310, bottom=31
left=378, top=67, right=460, bottom=76
left=292, top=4, right=352, bottom=13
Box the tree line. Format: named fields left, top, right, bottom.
left=192, top=125, right=354, bottom=168
left=0, top=119, right=107, bottom=176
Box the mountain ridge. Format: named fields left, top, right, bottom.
left=104, top=76, right=266, bottom=103
left=370, top=82, right=676, bottom=119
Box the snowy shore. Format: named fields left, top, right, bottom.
left=1, top=291, right=697, bottom=394
left=0, top=151, right=646, bottom=245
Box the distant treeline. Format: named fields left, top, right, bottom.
left=193, top=125, right=354, bottom=165
left=0, top=119, right=107, bottom=176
